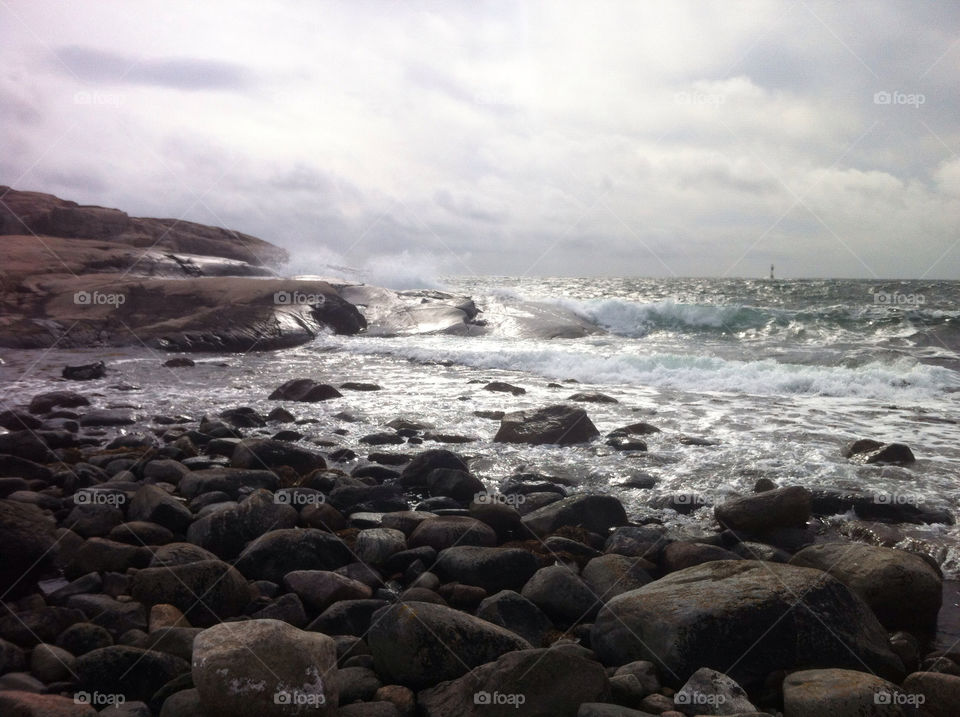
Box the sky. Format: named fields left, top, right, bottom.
left=2, top=0, right=959, bottom=281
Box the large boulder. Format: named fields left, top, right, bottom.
left=367, top=602, right=531, bottom=689
left=435, top=547, right=539, bottom=593
left=521, top=494, right=627, bottom=537
left=789, top=543, right=942, bottom=630
left=178, top=468, right=279, bottom=499
left=186, top=489, right=298, bottom=559
left=0, top=499, right=59, bottom=597
left=192, top=619, right=337, bottom=716
left=127, top=484, right=193, bottom=534
left=129, top=559, right=252, bottom=626
left=521, top=565, right=601, bottom=624
left=494, top=405, right=600, bottom=445
left=0, top=691, right=98, bottom=716
left=475, top=590, right=555, bottom=647
left=28, top=389, right=90, bottom=414
left=400, top=450, right=470, bottom=487
left=590, top=560, right=904, bottom=687
left=783, top=668, right=913, bottom=716
left=582, top=554, right=654, bottom=602
left=283, top=570, right=373, bottom=612
left=234, top=529, right=353, bottom=583
left=418, top=646, right=610, bottom=717
left=902, top=672, right=960, bottom=717
left=409, top=516, right=497, bottom=550
left=713, top=486, right=811, bottom=534
left=790, top=543, right=943, bottom=629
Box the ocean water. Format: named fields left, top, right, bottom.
left=4, top=277, right=960, bottom=578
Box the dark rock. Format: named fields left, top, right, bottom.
left=902, top=671, right=960, bottom=717
left=163, top=357, right=195, bottom=367
left=782, top=668, right=906, bottom=717
left=0, top=431, right=57, bottom=462
left=283, top=570, right=373, bottom=612
left=409, top=516, right=497, bottom=550
left=475, top=590, right=554, bottom=647
left=427, top=468, right=484, bottom=502
left=661, top=542, right=742, bottom=572
left=361, top=432, right=406, bottom=446
left=591, top=560, right=904, bottom=687
left=674, top=667, right=757, bottom=715
left=436, top=547, right=539, bottom=593
left=76, top=645, right=189, bottom=703
left=0, top=409, right=42, bottom=431
left=56, top=623, right=113, bottom=656
left=714, top=486, right=811, bottom=534
left=494, top=405, right=600, bottom=445
left=308, top=599, right=389, bottom=636
left=368, top=601, right=531, bottom=689
left=522, top=565, right=600, bottom=623
left=789, top=543, right=942, bottom=630
left=568, top=392, right=618, bottom=404
left=268, top=378, right=343, bottom=402
left=355, top=528, right=407, bottom=565
left=28, top=390, right=90, bottom=414
left=187, top=489, right=297, bottom=558
left=130, top=559, right=252, bottom=626
left=341, top=382, right=382, bottom=391
left=399, top=449, right=470, bottom=487
left=234, top=528, right=352, bottom=583
left=860, top=443, right=916, bottom=465
left=219, top=407, right=266, bottom=428
left=63, top=361, right=106, bottom=380
left=0, top=692, right=98, bottom=716
left=483, top=381, right=526, bottom=396
left=0, top=454, right=53, bottom=484
left=148, top=542, right=219, bottom=568
left=582, top=554, right=654, bottom=602
left=231, top=438, right=326, bottom=475
left=809, top=488, right=954, bottom=525
left=64, top=538, right=152, bottom=580
left=266, top=406, right=295, bottom=422
left=178, top=468, right=279, bottom=500
left=522, top=494, right=628, bottom=537
left=0, top=499, right=59, bottom=597
left=128, top=485, right=192, bottom=534
left=842, top=438, right=884, bottom=458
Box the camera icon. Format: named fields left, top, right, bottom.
left=875, top=691, right=892, bottom=704
left=873, top=492, right=892, bottom=505
left=273, top=691, right=291, bottom=705
left=74, top=291, right=92, bottom=305
left=273, top=291, right=291, bottom=305
left=874, top=91, right=892, bottom=105
left=274, top=491, right=291, bottom=504
left=75, top=490, right=91, bottom=504
left=473, top=691, right=492, bottom=705
left=74, top=692, right=91, bottom=704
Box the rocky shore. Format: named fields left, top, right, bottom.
left=0, top=369, right=958, bottom=717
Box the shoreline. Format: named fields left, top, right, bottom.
left=1, top=352, right=959, bottom=714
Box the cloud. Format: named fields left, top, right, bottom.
left=55, top=46, right=253, bottom=90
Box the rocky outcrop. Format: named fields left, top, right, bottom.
left=494, top=405, right=600, bottom=445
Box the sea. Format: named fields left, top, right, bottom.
left=3, top=276, right=960, bottom=595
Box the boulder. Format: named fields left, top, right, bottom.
left=368, top=602, right=531, bottom=689
left=63, top=361, right=106, bottom=380
left=0, top=691, right=98, bottom=716
left=902, top=672, right=960, bottom=717
left=0, top=499, right=62, bottom=595
left=582, top=554, right=654, bottom=601
left=28, top=390, right=90, bottom=414
left=494, top=405, right=600, bottom=445
left=268, top=378, right=342, bottom=402
left=427, top=468, right=484, bottom=502
left=475, top=590, right=554, bottom=647
left=355, top=528, right=408, bottom=565
left=129, top=559, right=252, bottom=626
left=436, top=546, right=539, bottom=593
left=308, top=599, right=389, bottom=637
left=283, top=571, right=373, bottom=612
left=661, top=542, right=742, bottom=573
left=521, top=494, right=627, bottom=537
left=186, top=489, right=297, bottom=559
left=483, top=381, right=526, bottom=396
left=399, top=450, right=470, bottom=487
left=234, top=529, right=352, bottom=583
left=408, top=516, right=497, bottom=550
left=127, top=485, right=193, bottom=534
left=521, top=565, right=601, bottom=623
left=590, top=560, right=904, bottom=687
left=713, top=486, right=811, bottom=534
left=231, top=438, right=326, bottom=475
left=29, top=642, right=77, bottom=683
left=783, top=668, right=912, bottom=716
left=192, top=619, right=337, bottom=716
left=76, top=645, right=189, bottom=703
left=418, top=646, right=610, bottom=717
left=64, top=538, right=152, bottom=580
left=789, top=543, right=942, bottom=630
left=178, top=468, right=279, bottom=499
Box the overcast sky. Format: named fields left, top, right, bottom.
left=2, top=1, right=959, bottom=280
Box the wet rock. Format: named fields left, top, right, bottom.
left=408, top=516, right=497, bottom=550
left=308, top=599, right=389, bottom=636
left=340, top=382, right=382, bottom=391
left=192, top=619, right=337, bottom=717
left=674, top=667, right=756, bottom=715
left=130, top=559, right=252, bottom=626
left=494, top=405, right=600, bottom=445
left=148, top=542, right=219, bottom=568
left=29, top=642, right=76, bottom=683
left=79, top=409, right=135, bottom=427
left=63, top=361, right=106, bottom=380
left=605, top=436, right=647, bottom=451
left=283, top=570, right=373, bottom=612
left=808, top=488, right=954, bottom=525
left=714, top=486, right=811, bottom=535
left=128, top=484, right=193, bottom=534
left=845, top=439, right=916, bottom=464
left=368, top=601, right=531, bottom=689
left=436, top=547, right=539, bottom=593
left=64, top=502, right=125, bottom=538
left=399, top=449, right=470, bottom=487
left=591, top=560, right=904, bottom=687
left=568, top=392, right=618, bottom=404
left=28, top=390, right=90, bottom=414
left=0, top=409, right=42, bottom=430
left=186, top=489, right=297, bottom=559
left=218, top=407, right=266, bottom=428
left=234, top=529, right=353, bottom=583
left=266, top=406, right=295, bottom=422
left=661, top=542, right=742, bottom=573
left=0, top=692, right=98, bottom=716
left=56, top=623, right=113, bottom=656
left=355, top=528, right=408, bottom=565
left=142, top=459, right=190, bottom=484
left=163, top=357, right=195, bottom=367
left=789, top=543, right=942, bottom=630
left=0, top=431, right=57, bottom=462
left=334, top=665, right=381, bottom=703
left=427, top=468, right=484, bottom=502
left=76, top=645, right=189, bottom=703
left=483, top=381, right=526, bottom=396
left=0, top=454, right=53, bottom=481
left=231, top=438, right=326, bottom=475
left=178, top=468, right=279, bottom=499
left=64, top=538, right=152, bottom=580
left=521, top=494, right=628, bottom=537
left=268, top=378, right=342, bottom=402
left=783, top=668, right=908, bottom=717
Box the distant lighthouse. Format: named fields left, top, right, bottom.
left=770, top=264, right=775, bottom=279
